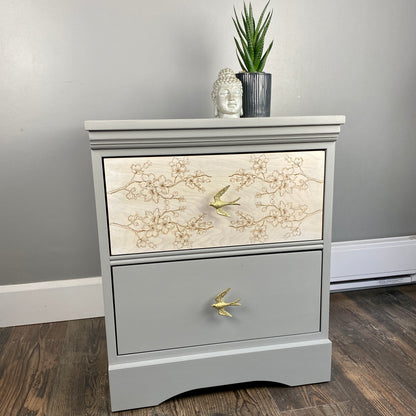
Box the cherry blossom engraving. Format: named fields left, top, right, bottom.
left=228, top=154, right=323, bottom=241
left=107, top=157, right=211, bottom=204
left=110, top=208, right=213, bottom=250
left=229, top=155, right=322, bottom=197
left=230, top=201, right=321, bottom=242
left=104, top=152, right=324, bottom=254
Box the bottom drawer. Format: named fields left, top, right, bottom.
left=112, top=250, right=322, bottom=355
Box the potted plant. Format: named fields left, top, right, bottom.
left=233, top=1, right=274, bottom=117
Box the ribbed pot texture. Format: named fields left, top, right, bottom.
left=236, top=72, right=272, bottom=117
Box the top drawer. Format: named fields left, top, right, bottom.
left=104, top=151, right=325, bottom=255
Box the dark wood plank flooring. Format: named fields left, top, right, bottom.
left=0, top=285, right=415, bottom=416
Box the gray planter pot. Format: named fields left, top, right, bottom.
left=236, top=72, right=272, bottom=117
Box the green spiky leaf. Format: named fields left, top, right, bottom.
left=233, top=10, right=247, bottom=42
left=254, top=11, right=272, bottom=67
left=237, top=54, right=248, bottom=72
left=257, top=40, right=273, bottom=72
left=254, top=0, right=270, bottom=43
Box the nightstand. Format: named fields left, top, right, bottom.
left=86, top=116, right=345, bottom=411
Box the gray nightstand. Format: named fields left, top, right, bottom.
left=86, top=116, right=345, bottom=411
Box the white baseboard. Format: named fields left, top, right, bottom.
left=1, top=236, right=416, bottom=327
left=330, top=236, right=416, bottom=292
left=0, top=277, right=104, bottom=327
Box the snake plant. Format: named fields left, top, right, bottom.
left=233, top=1, right=274, bottom=72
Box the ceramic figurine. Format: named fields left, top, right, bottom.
left=211, top=68, right=243, bottom=118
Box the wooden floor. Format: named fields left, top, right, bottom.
left=0, top=285, right=415, bottom=416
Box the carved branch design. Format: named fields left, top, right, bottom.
left=228, top=154, right=323, bottom=241
left=110, top=208, right=213, bottom=250
left=230, top=201, right=321, bottom=242
left=105, top=152, right=323, bottom=253
left=107, top=157, right=211, bottom=204
left=229, top=154, right=323, bottom=198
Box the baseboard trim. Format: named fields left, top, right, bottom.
left=330, top=236, right=416, bottom=292
left=1, top=236, right=416, bottom=327
left=0, top=277, right=104, bottom=327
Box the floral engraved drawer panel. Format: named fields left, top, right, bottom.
left=103, top=151, right=325, bottom=255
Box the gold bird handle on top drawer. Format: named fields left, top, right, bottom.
left=209, top=185, right=240, bottom=218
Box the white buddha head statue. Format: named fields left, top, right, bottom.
left=211, top=68, right=243, bottom=118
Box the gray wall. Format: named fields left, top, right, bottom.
left=1, top=0, right=415, bottom=285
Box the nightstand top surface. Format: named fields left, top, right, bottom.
left=85, top=116, right=345, bottom=132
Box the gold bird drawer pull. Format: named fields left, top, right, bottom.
left=209, top=185, right=240, bottom=217
left=211, top=288, right=241, bottom=317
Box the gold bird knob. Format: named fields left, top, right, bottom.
left=211, top=288, right=241, bottom=317
left=209, top=185, right=240, bottom=217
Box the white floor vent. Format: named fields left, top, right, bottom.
left=330, top=274, right=416, bottom=292
left=330, top=236, right=416, bottom=292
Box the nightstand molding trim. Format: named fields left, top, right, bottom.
left=86, top=116, right=345, bottom=149
left=108, top=338, right=332, bottom=410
